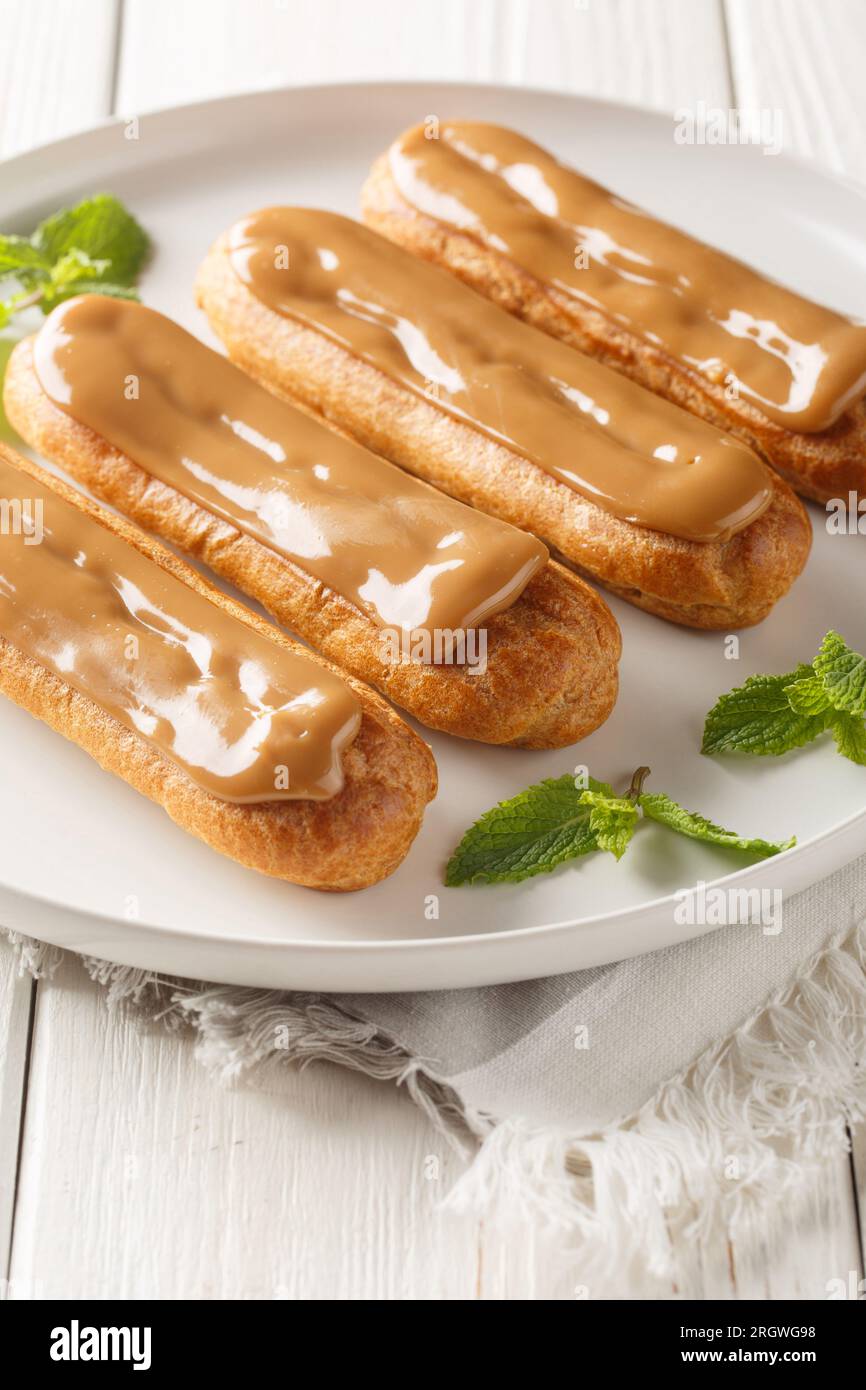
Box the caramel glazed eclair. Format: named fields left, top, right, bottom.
left=363, top=121, right=866, bottom=508
left=195, top=207, right=811, bottom=630
left=0, top=443, right=436, bottom=891
left=5, top=296, right=620, bottom=749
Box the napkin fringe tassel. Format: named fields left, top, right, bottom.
left=6, top=915, right=865, bottom=1290
left=443, top=916, right=866, bottom=1288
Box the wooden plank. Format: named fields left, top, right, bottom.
left=725, top=0, right=866, bottom=179
left=671, top=1157, right=863, bottom=1300
left=116, top=0, right=504, bottom=111
left=0, top=0, right=120, bottom=158
left=0, top=944, right=34, bottom=1294
left=512, top=0, right=732, bottom=108
left=116, top=0, right=731, bottom=115
left=849, top=1122, right=866, bottom=1280
left=10, top=942, right=864, bottom=1300
left=8, top=956, right=480, bottom=1299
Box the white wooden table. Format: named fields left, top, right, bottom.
left=1, top=0, right=865, bottom=1300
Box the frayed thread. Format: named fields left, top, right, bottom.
left=7, top=940, right=482, bottom=1150
left=443, top=919, right=866, bottom=1286
left=166, top=984, right=482, bottom=1146
left=4, top=931, right=63, bottom=979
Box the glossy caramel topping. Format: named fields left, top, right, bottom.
left=229, top=207, right=772, bottom=543
left=0, top=454, right=360, bottom=802
left=389, top=121, right=866, bottom=433
left=35, top=297, right=546, bottom=638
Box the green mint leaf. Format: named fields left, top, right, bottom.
left=785, top=674, right=832, bottom=717
left=47, top=280, right=139, bottom=303
left=50, top=248, right=111, bottom=286
left=639, top=792, right=795, bottom=859
left=0, top=195, right=148, bottom=328
left=578, top=790, right=638, bottom=860
left=702, top=665, right=830, bottom=756
left=32, top=194, right=149, bottom=288
left=0, top=234, right=51, bottom=283
left=36, top=251, right=143, bottom=312
left=830, top=712, right=866, bottom=765
left=38, top=249, right=111, bottom=309
left=813, top=631, right=866, bottom=716
left=444, top=773, right=613, bottom=886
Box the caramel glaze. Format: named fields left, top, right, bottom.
left=0, top=453, right=360, bottom=802
left=388, top=121, right=866, bottom=434
left=229, top=207, right=772, bottom=543
left=34, top=296, right=546, bottom=641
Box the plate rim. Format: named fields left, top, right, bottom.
left=3, top=75, right=866, bottom=198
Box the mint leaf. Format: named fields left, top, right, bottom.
left=50, top=248, right=111, bottom=285
left=0, top=234, right=50, bottom=283
left=35, top=249, right=139, bottom=311
left=702, top=666, right=830, bottom=756
left=0, top=194, right=148, bottom=329
left=785, top=674, right=832, bottom=717
left=39, top=249, right=109, bottom=309
left=444, top=774, right=613, bottom=886
left=639, top=792, right=795, bottom=858
left=43, top=279, right=139, bottom=305
left=32, top=194, right=149, bottom=288
left=579, top=790, right=638, bottom=860
left=704, top=633, right=866, bottom=766
left=830, top=712, right=866, bottom=765
left=813, top=631, right=866, bottom=716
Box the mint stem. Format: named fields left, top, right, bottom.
left=627, top=766, right=651, bottom=800
left=5, top=286, right=42, bottom=313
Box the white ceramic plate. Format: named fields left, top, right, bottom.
left=1, top=81, right=864, bottom=991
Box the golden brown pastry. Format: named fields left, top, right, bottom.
left=4, top=298, right=620, bottom=749
left=195, top=209, right=811, bottom=631
left=362, top=120, right=866, bottom=508
left=0, top=442, right=436, bottom=891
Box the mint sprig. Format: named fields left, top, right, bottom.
left=701, top=666, right=829, bottom=756
left=444, top=774, right=612, bottom=886
left=702, top=631, right=866, bottom=764
left=445, top=768, right=792, bottom=886
left=0, top=194, right=149, bottom=326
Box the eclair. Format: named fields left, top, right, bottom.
left=362, top=120, right=866, bottom=508
left=4, top=295, right=620, bottom=749
left=0, top=444, right=436, bottom=890
left=195, top=207, right=811, bottom=630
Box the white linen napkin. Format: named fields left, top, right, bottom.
left=8, top=851, right=866, bottom=1294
